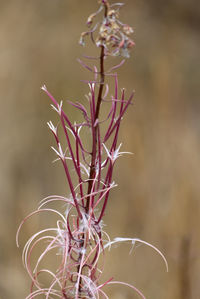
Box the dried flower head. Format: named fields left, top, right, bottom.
left=80, top=0, right=135, bottom=58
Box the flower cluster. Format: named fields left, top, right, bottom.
left=80, top=1, right=135, bottom=58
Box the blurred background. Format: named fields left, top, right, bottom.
left=0, top=0, right=200, bottom=298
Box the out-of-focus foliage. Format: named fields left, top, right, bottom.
left=0, top=0, right=199, bottom=298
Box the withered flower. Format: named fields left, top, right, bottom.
left=80, top=0, right=135, bottom=58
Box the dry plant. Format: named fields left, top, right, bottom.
left=17, top=1, right=168, bottom=298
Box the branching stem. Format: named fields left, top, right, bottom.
left=86, top=45, right=105, bottom=213
left=86, top=2, right=108, bottom=213
left=78, top=4, right=108, bottom=297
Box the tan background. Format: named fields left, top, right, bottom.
left=0, top=0, right=200, bottom=298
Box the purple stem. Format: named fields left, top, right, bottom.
left=103, top=91, right=134, bottom=143
left=97, top=162, right=113, bottom=224
left=43, top=87, right=88, bottom=161
left=60, top=114, right=83, bottom=184
left=111, top=88, right=125, bottom=151
left=75, top=126, right=84, bottom=202
left=61, top=157, right=82, bottom=218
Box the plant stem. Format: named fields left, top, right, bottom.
left=77, top=44, right=105, bottom=299
left=86, top=2, right=108, bottom=214
left=86, top=45, right=105, bottom=213
left=77, top=4, right=108, bottom=297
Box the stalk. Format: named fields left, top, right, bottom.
left=86, top=45, right=105, bottom=213
left=16, top=2, right=150, bottom=299
left=80, top=12, right=106, bottom=295
left=86, top=3, right=108, bottom=214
